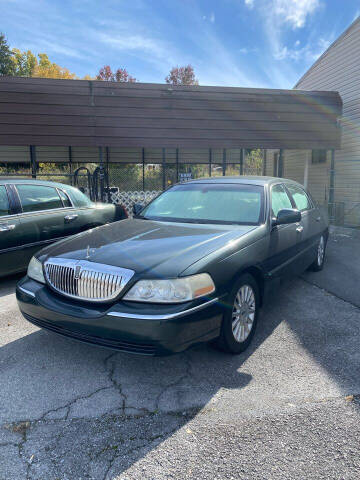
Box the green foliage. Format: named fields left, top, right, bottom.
left=0, top=33, right=13, bottom=75
left=10, top=48, right=37, bottom=77
left=246, top=149, right=263, bottom=172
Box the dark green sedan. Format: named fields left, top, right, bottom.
left=16, top=177, right=328, bottom=356
left=0, top=179, right=126, bottom=277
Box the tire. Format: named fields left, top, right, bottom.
left=215, top=273, right=260, bottom=354
left=308, top=234, right=326, bottom=272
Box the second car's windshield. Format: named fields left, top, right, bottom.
left=140, top=183, right=264, bottom=225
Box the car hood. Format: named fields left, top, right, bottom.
left=38, top=219, right=257, bottom=277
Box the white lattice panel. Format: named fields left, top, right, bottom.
left=109, top=190, right=162, bottom=216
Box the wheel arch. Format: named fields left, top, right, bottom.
left=232, top=265, right=265, bottom=306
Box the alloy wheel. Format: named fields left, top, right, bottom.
left=232, top=284, right=256, bottom=343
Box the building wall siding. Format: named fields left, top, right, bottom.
left=294, top=17, right=360, bottom=225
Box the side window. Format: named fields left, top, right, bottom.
left=287, top=184, right=311, bottom=212
left=16, top=185, right=63, bottom=213
left=0, top=186, right=10, bottom=217
left=58, top=189, right=72, bottom=208
left=68, top=187, right=93, bottom=208
left=271, top=184, right=292, bottom=217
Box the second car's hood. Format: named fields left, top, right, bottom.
left=38, top=219, right=257, bottom=277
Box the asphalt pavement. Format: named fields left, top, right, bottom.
left=0, top=226, right=360, bottom=479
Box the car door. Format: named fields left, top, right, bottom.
left=285, top=183, right=319, bottom=268
left=14, top=183, right=76, bottom=266
left=265, top=183, right=301, bottom=280
left=0, top=184, right=24, bottom=276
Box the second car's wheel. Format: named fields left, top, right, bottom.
left=216, top=273, right=259, bottom=354
left=308, top=234, right=326, bottom=272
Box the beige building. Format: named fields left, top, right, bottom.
left=265, top=18, right=360, bottom=226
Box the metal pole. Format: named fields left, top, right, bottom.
left=329, top=149, right=335, bottom=223
left=162, top=148, right=166, bottom=190
left=240, top=149, right=244, bottom=175
left=176, top=148, right=179, bottom=183
left=68, top=146, right=73, bottom=185
left=278, top=149, right=284, bottom=177
left=304, top=152, right=310, bottom=189
left=142, top=148, right=145, bottom=191
left=262, top=149, right=267, bottom=176
left=222, top=148, right=226, bottom=176
left=30, top=145, right=36, bottom=179
left=105, top=146, right=110, bottom=202
left=209, top=148, right=212, bottom=177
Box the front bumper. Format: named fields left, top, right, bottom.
left=16, top=276, right=224, bottom=356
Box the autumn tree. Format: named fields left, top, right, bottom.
left=0, top=33, right=13, bottom=75
left=96, top=65, right=137, bottom=82
left=165, top=65, right=198, bottom=85
left=10, top=48, right=37, bottom=76
left=33, top=53, right=76, bottom=79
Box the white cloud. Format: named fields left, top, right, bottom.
left=245, top=0, right=254, bottom=9
left=272, top=0, right=320, bottom=29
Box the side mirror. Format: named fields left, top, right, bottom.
left=273, top=208, right=301, bottom=226
left=133, top=203, right=144, bottom=216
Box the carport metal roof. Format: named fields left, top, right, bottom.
left=0, top=76, right=342, bottom=150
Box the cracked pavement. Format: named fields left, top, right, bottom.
left=1, top=226, right=360, bottom=479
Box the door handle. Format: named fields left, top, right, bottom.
left=0, top=223, right=15, bottom=232
left=296, top=225, right=304, bottom=233
left=64, top=214, right=78, bottom=223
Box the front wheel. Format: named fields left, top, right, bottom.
left=308, top=234, right=326, bottom=272
left=215, top=273, right=259, bottom=354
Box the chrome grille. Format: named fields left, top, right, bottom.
left=44, top=258, right=134, bottom=302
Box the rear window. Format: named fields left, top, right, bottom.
left=16, top=184, right=63, bottom=213
left=0, top=186, right=10, bottom=217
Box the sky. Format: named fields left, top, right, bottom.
left=1, top=0, right=359, bottom=89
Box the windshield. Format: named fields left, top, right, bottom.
left=140, top=183, right=264, bottom=225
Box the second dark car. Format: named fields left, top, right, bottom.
left=16, top=176, right=328, bottom=355
left=0, top=179, right=126, bottom=277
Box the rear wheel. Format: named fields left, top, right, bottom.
left=216, top=273, right=259, bottom=354
left=309, top=234, right=326, bottom=272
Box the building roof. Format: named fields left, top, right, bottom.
left=0, top=76, right=342, bottom=150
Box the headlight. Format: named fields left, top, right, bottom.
left=123, top=273, right=215, bottom=303
left=27, top=256, right=45, bottom=284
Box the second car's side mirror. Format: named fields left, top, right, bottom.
left=273, top=208, right=301, bottom=226
left=133, top=203, right=144, bottom=216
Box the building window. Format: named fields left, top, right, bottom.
left=312, top=150, right=327, bottom=164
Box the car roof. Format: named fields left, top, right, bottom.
left=184, top=175, right=304, bottom=187
left=0, top=178, right=73, bottom=189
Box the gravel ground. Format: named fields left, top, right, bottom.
left=1, top=227, right=360, bottom=479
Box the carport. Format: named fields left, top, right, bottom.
left=0, top=76, right=342, bottom=217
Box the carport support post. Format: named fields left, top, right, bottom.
left=222, top=148, right=226, bottom=176
left=142, top=148, right=145, bottom=191
left=240, top=149, right=244, bottom=175
left=304, top=152, right=310, bottom=189
left=262, top=149, right=267, bottom=176
left=30, top=145, right=37, bottom=179
left=162, top=148, right=166, bottom=190
left=329, top=149, right=336, bottom=224
left=209, top=148, right=212, bottom=177
left=278, top=149, right=284, bottom=177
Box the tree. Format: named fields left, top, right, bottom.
left=96, top=65, right=137, bottom=82
left=115, top=68, right=136, bottom=83
left=33, top=53, right=76, bottom=79
left=10, top=48, right=37, bottom=77
left=0, top=33, right=13, bottom=75
left=165, top=65, right=198, bottom=86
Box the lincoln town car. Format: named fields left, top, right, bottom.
left=16, top=177, right=328, bottom=356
